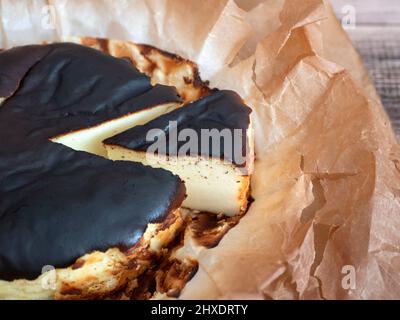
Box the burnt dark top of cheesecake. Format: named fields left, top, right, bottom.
left=0, top=43, right=184, bottom=281
left=104, top=90, right=252, bottom=166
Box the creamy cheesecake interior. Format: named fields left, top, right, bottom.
left=52, top=103, right=179, bottom=157
left=106, top=148, right=251, bottom=216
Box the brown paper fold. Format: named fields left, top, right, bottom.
left=1, top=0, right=399, bottom=299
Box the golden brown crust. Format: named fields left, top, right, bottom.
left=64, top=36, right=211, bottom=103
left=56, top=209, right=185, bottom=300
left=112, top=258, right=199, bottom=300
left=0, top=209, right=185, bottom=300
left=189, top=212, right=242, bottom=249
left=109, top=210, right=248, bottom=300
left=237, top=176, right=251, bottom=213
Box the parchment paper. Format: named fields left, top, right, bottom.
left=1, top=0, right=399, bottom=299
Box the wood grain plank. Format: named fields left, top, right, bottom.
left=331, top=0, right=400, bottom=138
left=349, top=27, right=400, bottom=137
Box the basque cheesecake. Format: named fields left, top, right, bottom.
left=0, top=43, right=186, bottom=299
left=0, top=40, right=254, bottom=299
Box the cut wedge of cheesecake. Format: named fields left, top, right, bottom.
left=104, top=90, right=254, bottom=216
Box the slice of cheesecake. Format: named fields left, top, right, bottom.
left=104, top=90, right=254, bottom=216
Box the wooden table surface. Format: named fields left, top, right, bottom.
left=331, top=0, right=400, bottom=138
